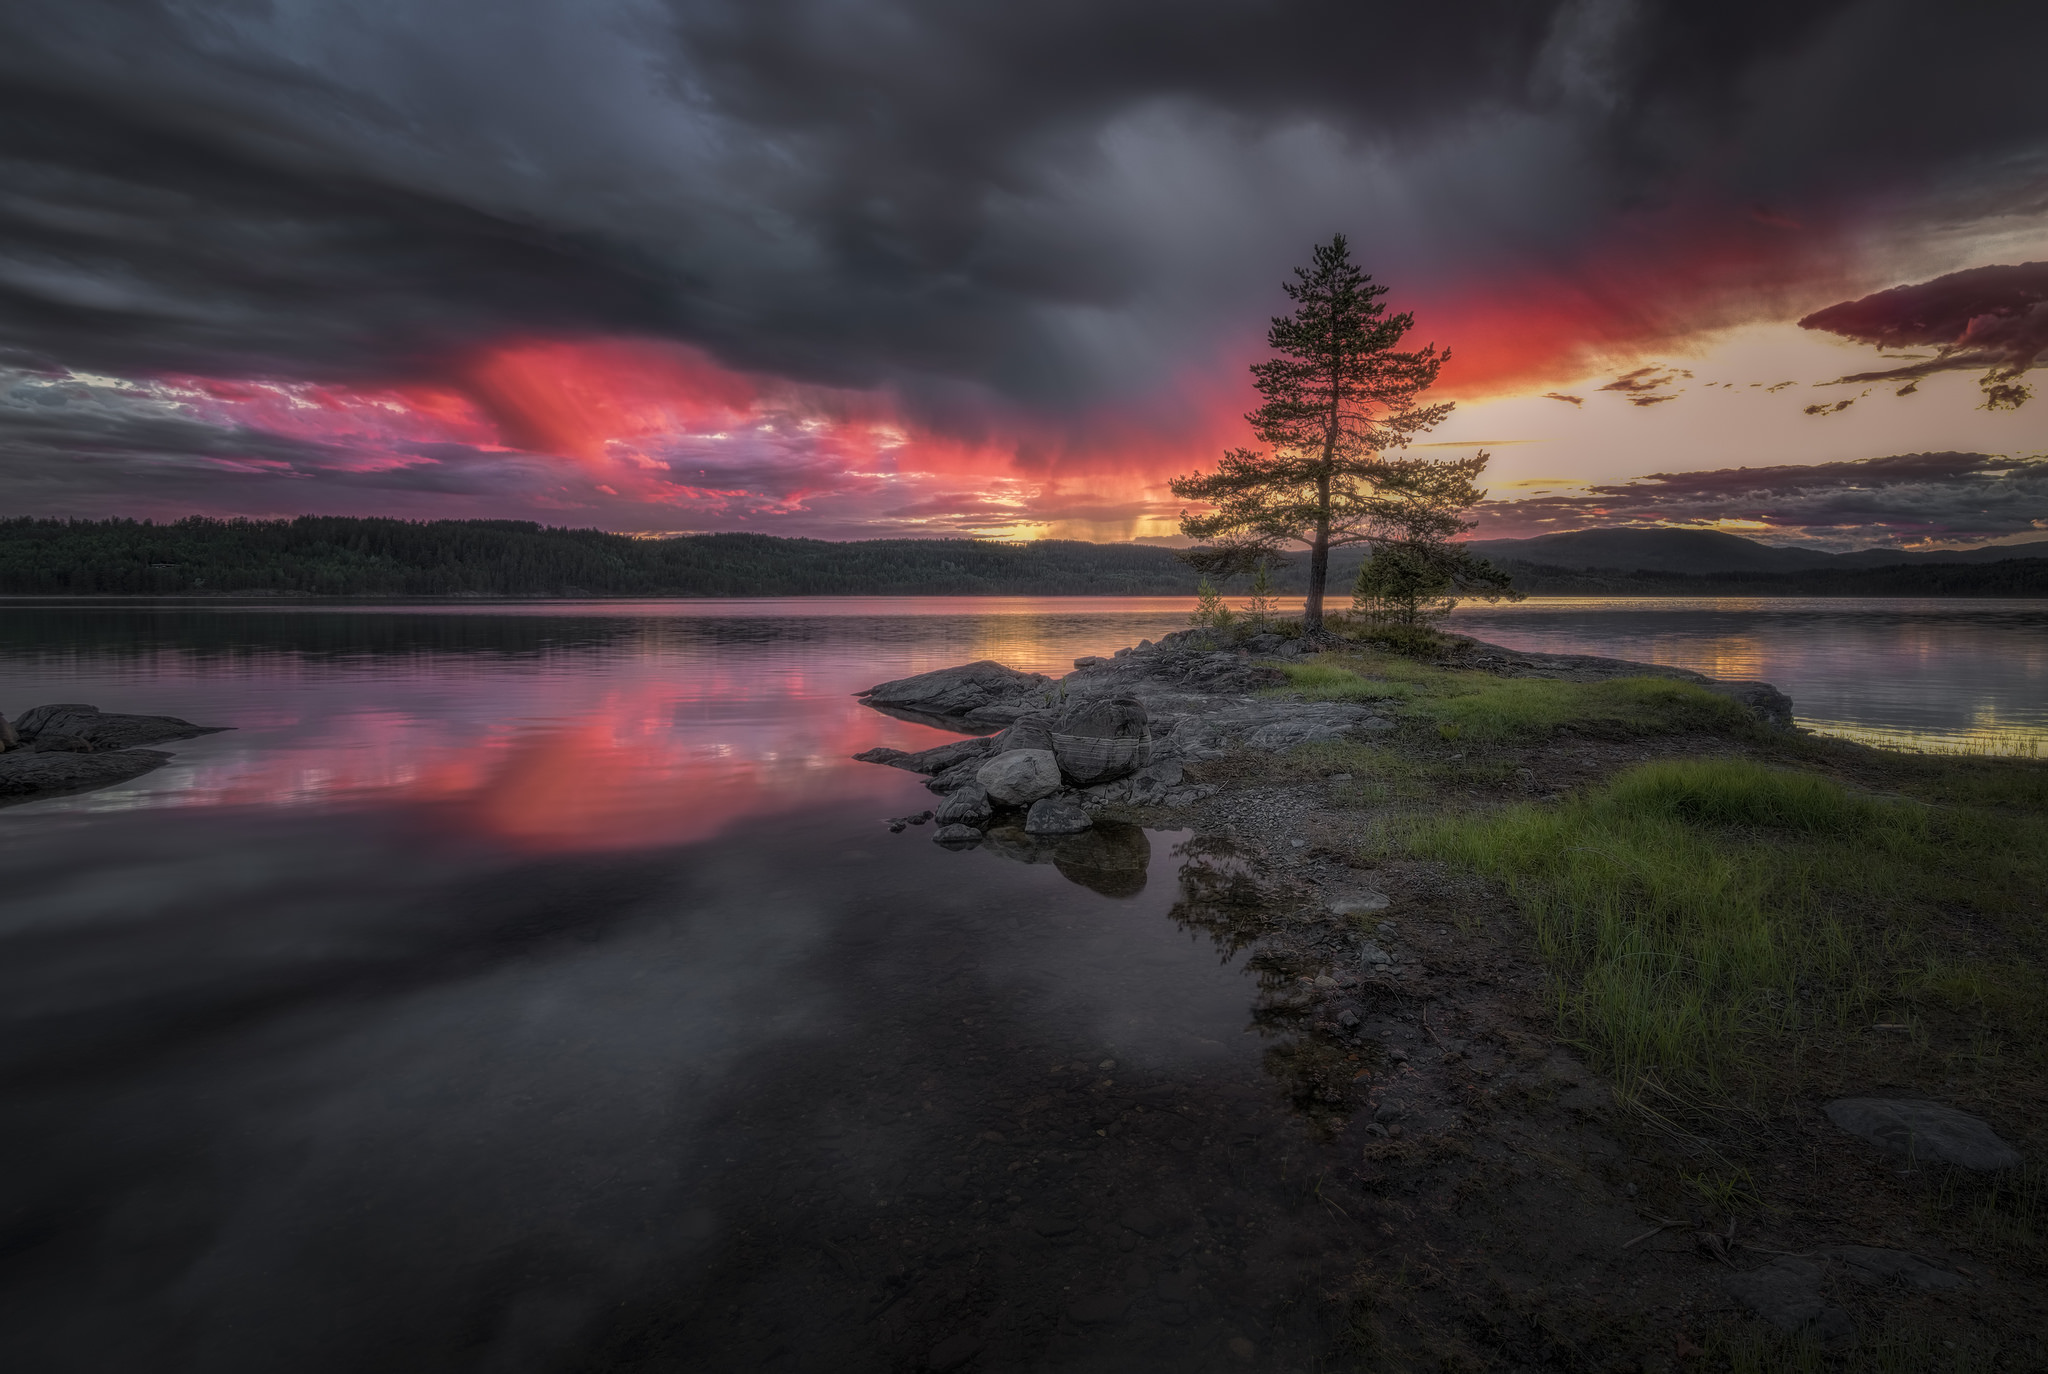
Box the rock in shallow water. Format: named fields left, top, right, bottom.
left=858, top=660, right=1051, bottom=718
left=935, top=783, right=993, bottom=826
left=976, top=749, right=1062, bottom=806
left=1024, top=797, right=1092, bottom=835
left=932, top=823, right=983, bottom=845
left=1824, top=1098, right=2021, bottom=1171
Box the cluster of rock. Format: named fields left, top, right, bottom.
left=0, top=703, right=225, bottom=802
left=851, top=627, right=1414, bottom=847
left=856, top=685, right=1187, bottom=846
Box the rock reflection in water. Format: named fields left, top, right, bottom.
left=951, top=820, right=1153, bottom=898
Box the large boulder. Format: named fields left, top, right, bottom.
left=976, top=749, right=1062, bottom=806
left=1049, top=696, right=1150, bottom=785
left=0, top=712, right=17, bottom=751
left=859, top=661, right=1053, bottom=719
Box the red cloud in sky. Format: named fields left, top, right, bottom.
left=1801, top=262, right=2048, bottom=408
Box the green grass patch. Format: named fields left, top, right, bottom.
left=1418, top=674, right=1752, bottom=743
left=1272, top=661, right=1415, bottom=703
left=1414, top=757, right=2048, bottom=1109
left=1275, top=654, right=1751, bottom=742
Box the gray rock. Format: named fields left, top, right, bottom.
left=1131, top=757, right=1184, bottom=789
left=0, top=712, right=17, bottom=750
left=31, top=733, right=93, bottom=753
left=923, top=758, right=987, bottom=794
left=1246, top=717, right=1352, bottom=752
left=962, top=701, right=1033, bottom=727
left=1358, top=942, right=1392, bottom=967
left=1244, top=632, right=1285, bottom=653
left=1824, top=1098, right=2022, bottom=1171
left=932, top=824, right=984, bottom=845
left=1080, top=779, right=1130, bottom=806
left=992, top=710, right=1057, bottom=753
left=859, top=660, right=1053, bottom=719
left=1332, top=891, right=1391, bottom=916
left=1725, top=1257, right=1855, bottom=1341
left=1710, top=680, right=1797, bottom=730
left=1024, top=796, right=1092, bottom=835
left=1359, top=715, right=1395, bottom=732
left=935, top=784, right=994, bottom=827
left=0, top=748, right=175, bottom=802
left=13, top=703, right=222, bottom=750
left=977, top=749, right=1063, bottom=806
left=1049, top=696, right=1151, bottom=785
left=852, top=735, right=995, bottom=774
left=1823, top=1246, right=1966, bottom=1290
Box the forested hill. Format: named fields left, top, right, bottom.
left=1, top=517, right=2043, bottom=598
left=0, top=518, right=1208, bottom=596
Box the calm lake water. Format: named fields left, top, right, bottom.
left=0, top=596, right=2041, bottom=1372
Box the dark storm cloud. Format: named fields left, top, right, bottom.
left=1801, top=261, right=2048, bottom=406
left=1479, top=450, right=2048, bottom=547
left=0, top=0, right=2043, bottom=416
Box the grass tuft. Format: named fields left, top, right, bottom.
left=1414, top=758, right=2048, bottom=1109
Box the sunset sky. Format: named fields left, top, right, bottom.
left=1, top=1, right=2045, bottom=550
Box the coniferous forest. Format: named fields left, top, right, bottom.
left=0, top=516, right=2043, bottom=598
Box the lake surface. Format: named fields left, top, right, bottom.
left=0, top=596, right=2041, bottom=1372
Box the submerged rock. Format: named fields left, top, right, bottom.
left=977, top=749, right=1062, bottom=806
left=932, top=823, right=984, bottom=846
left=1824, top=1098, right=2022, bottom=1171
left=1024, top=796, right=1092, bottom=835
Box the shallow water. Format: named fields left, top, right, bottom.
left=0, top=597, right=2040, bottom=1371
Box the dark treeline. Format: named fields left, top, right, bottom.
left=0, top=517, right=1204, bottom=596
left=1, top=517, right=2042, bottom=598
left=1492, top=559, right=2048, bottom=597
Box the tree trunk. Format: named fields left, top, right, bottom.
left=1305, top=473, right=1332, bottom=631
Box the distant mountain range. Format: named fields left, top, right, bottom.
left=1467, top=528, right=2048, bottom=575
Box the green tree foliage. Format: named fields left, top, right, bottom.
left=1188, top=575, right=1232, bottom=627
left=1352, top=539, right=1517, bottom=625
left=1242, top=560, right=1278, bottom=629
left=1170, top=234, right=1477, bottom=631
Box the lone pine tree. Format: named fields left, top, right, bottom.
left=1172, top=234, right=1485, bottom=631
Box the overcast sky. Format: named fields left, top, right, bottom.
left=2, top=0, right=2045, bottom=548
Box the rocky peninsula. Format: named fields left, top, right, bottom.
left=0, top=704, right=226, bottom=803
left=852, top=624, right=2044, bottom=1358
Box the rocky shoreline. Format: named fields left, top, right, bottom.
left=851, top=626, right=2040, bottom=1355
left=852, top=623, right=1794, bottom=853
left=0, top=704, right=226, bottom=803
